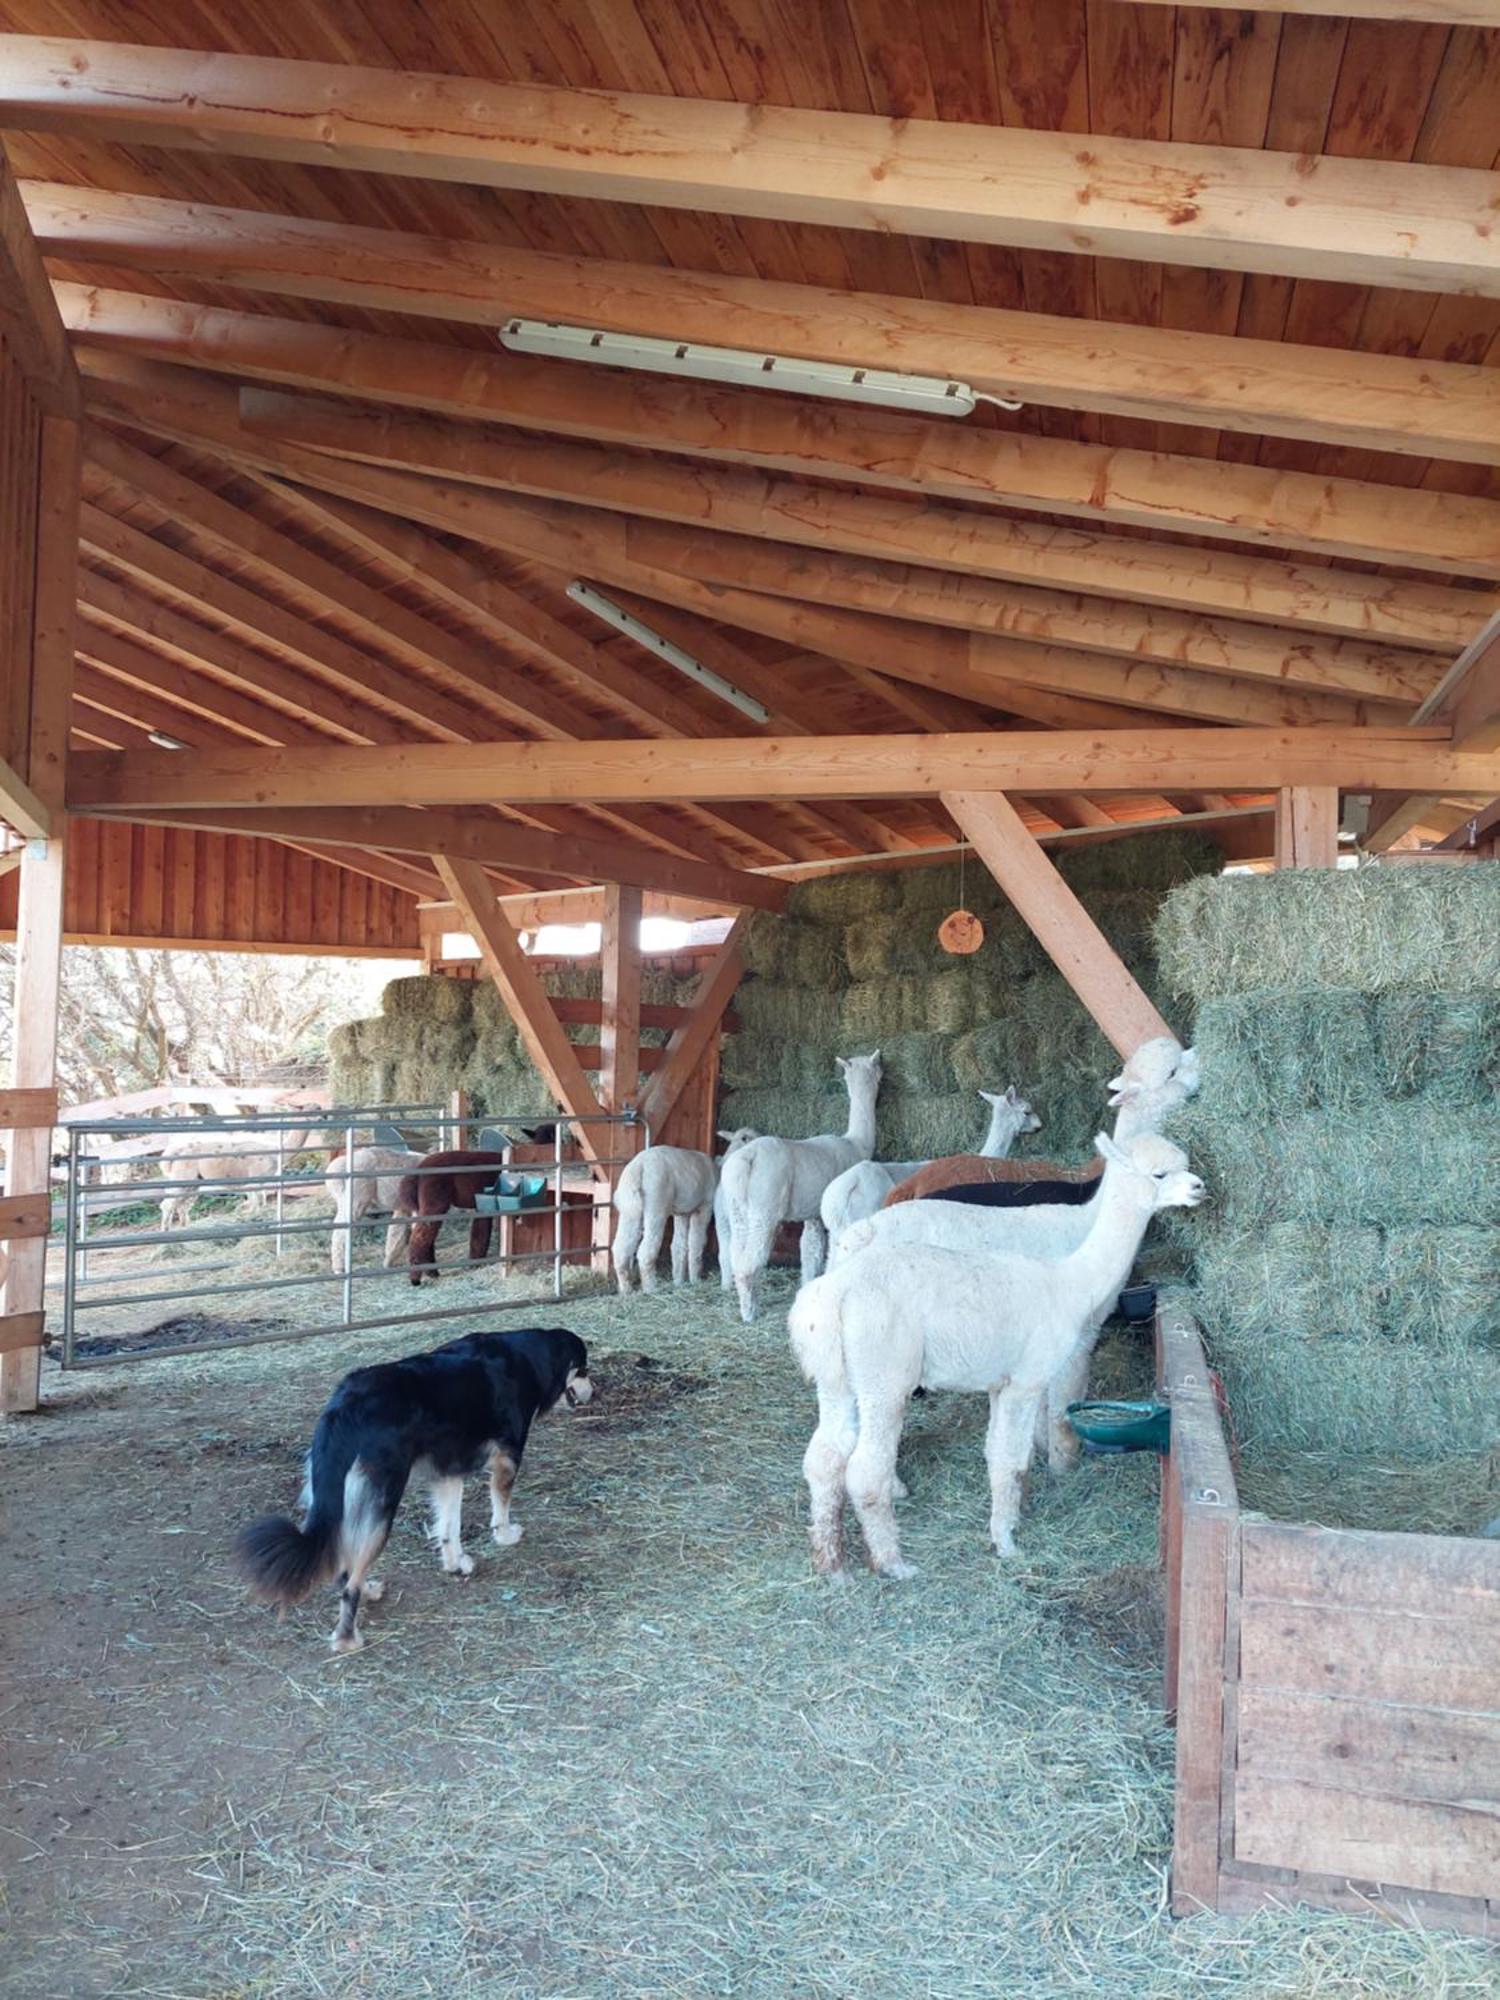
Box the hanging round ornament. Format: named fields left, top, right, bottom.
left=938, top=838, right=985, bottom=955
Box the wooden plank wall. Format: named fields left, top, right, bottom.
left=1233, top=1522, right=1500, bottom=1909
left=0, top=819, right=420, bottom=954
left=0, top=331, right=40, bottom=779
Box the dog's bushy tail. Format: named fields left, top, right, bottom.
left=234, top=1411, right=358, bottom=1607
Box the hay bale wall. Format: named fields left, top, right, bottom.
left=328, top=966, right=704, bottom=1118
left=1156, top=864, right=1500, bottom=1461
left=721, top=831, right=1220, bottom=1165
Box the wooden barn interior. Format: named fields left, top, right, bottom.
left=1, top=0, right=1499, bottom=1965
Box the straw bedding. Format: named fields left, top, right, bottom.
left=4, top=1280, right=1494, bottom=1998
left=1156, top=863, right=1500, bottom=1503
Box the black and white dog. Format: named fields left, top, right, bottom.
left=235, top=1327, right=594, bottom=1653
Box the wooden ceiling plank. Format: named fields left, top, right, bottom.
left=64, top=727, right=1492, bottom=813
left=231, top=388, right=1457, bottom=698
left=73, top=620, right=326, bottom=745
left=1133, top=2, right=1500, bottom=21
left=8, top=45, right=1500, bottom=292
left=1413, top=610, right=1500, bottom=752
left=51, top=284, right=1500, bottom=572
left=32, top=185, right=1500, bottom=463
left=84, top=429, right=538, bottom=741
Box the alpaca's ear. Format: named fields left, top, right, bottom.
left=868, top=1048, right=881, bottom=1063
left=1106, top=1080, right=1137, bottom=1109
left=717, top=1128, right=736, bottom=1143
left=1096, top=1131, right=1128, bottom=1167
left=834, top=1055, right=849, bottom=1075
left=1006, top=1085, right=1022, bottom=1105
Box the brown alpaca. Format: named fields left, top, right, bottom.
left=390, top=1150, right=512, bottom=1285
left=884, top=1154, right=1099, bottom=1207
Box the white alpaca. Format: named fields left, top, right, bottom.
left=789, top=1132, right=1205, bottom=1579
left=324, top=1144, right=424, bottom=1273
left=819, top=1086, right=1039, bottom=1257
left=718, top=1051, right=883, bottom=1324
left=158, top=1127, right=312, bottom=1231
left=613, top=1128, right=758, bottom=1295
left=830, top=1037, right=1201, bottom=1470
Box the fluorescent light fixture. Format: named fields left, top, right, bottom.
left=147, top=731, right=188, bottom=750
left=566, top=582, right=770, bottom=724
left=499, top=318, right=1022, bottom=416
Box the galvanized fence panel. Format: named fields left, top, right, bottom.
left=57, top=1103, right=644, bottom=1368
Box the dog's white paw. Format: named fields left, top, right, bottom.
left=443, top=1551, right=475, bottom=1577
left=491, top=1522, right=524, bottom=1547
left=330, top=1626, right=364, bottom=1654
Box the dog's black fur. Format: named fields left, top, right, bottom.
left=922, top=1175, right=1100, bottom=1209
left=235, top=1326, right=592, bottom=1651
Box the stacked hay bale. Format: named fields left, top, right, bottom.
left=721, top=830, right=1218, bottom=1164
left=1156, top=864, right=1500, bottom=1461
left=329, top=966, right=703, bottom=1116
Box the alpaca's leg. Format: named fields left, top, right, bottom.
left=429, top=1478, right=473, bottom=1576
left=1045, top=1323, right=1104, bottom=1473
left=407, top=1216, right=441, bottom=1286
left=612, top=1202, right=643, bottom=1294
left=686, top=1204, right=711, bottom=1283
left=800, top=1218, right=828, bottom=1284
left=669, top=1213, right=691, bottom=1286
left=986, top=1387, right=1044, bottom=1557
left=715, top=1188, right=735, bottom=1291
left=846, top=1400, right=914, bottom=1580
left=382, top=1215, right=410, bottom=1269
left=637, top=1204, right=669, bottom=1293
left=802, top=1381, right=859, bottom=1575
left=732, top=1205, right=776, bottom=1324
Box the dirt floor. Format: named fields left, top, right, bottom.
left=2, top=1272, right=1496, bottom=1999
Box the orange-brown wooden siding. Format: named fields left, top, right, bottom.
left=0, top=819, right=420, bottom=954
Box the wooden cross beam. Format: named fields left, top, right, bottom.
left=64, top=728, right=1496, bottom=814
left=638, top=916, right=749, bottom=1134
left=35, top=188, right=1500, bottom=463
left=0, top=152, right=77, bottom=416
left=1274, top=789, right=1340, bottom=869
left=943, top=791, right=1174, bottom=1059
left=434, top=856, right=605, bottom=1166
left=9, top=48, right=1500, bottom=293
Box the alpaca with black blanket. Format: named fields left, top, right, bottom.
left=234, top=1327, right=594, bottom=1654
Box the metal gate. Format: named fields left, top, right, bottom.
left=56, top=1103, right=644, bottom=1368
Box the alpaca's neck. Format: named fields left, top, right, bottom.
left=1112, top=1079, right=1185, bottom=1142
left=978, top=1103, right=1021, bottom=1159
left=1058, top=1161, right=1155, bottom=1322
left=843, top=1079, right=878, bottom=1152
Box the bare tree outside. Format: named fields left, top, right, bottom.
left=0, top=946, right=410, bottom=1105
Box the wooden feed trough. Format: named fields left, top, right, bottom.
left=1160, top=1301, right=1500, bottom=1940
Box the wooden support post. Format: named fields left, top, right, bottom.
left=1274, top=787, right=1339, bottom=868
left=3, top=414, right=79, bottom=1411
left=434, top=855, right=605, bottom=1166
left=594, top=884, right=642, bottom=1269
left=638, top=917, right=748, bottom=1133
left=942, top=789, right=1174, bottom=1060
left=448, top=1086, right=469, bottom=1150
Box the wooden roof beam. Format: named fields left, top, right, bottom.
left=34, top=188, right=1500, bottom=466
left=0, top=150, right=76, bottom=415
left=51, top=287, right=1500, bottom=581
left=74, top=621, right=327, bottom=745
left=65, top=728, right=1495, bottom=813
left=1414, top=612, right=1500, bottom=754
left=8, top=45, right=1500, bottom=293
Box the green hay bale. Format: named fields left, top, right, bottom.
left=741, top=909, right=786, bottom=978
left=949, top=1018, right=1027, bottom=1093
left=717, top=1087, right=841, bottom=1142
left=734, top=982, right=842, bottom=1044
left=1058, top=828, right=1222, bottom=895
left=1158, top=862, right=1500, bottom=998
left=844, top=912, right=944, bottom=981
left=787, top=869, right=903, bottom=922
left=779, top=922, right=847, bottom=990
left=1193, top=1306, right=1500, bottom=1460
left=878, top=1093, right=985, bottom=1161
left=841, top=977, right=919, bottom=1042
left=1384, top=1226, right=1500, bottom=1347
left=877, top=1032, right=955, bottom=1096
left=1369, top=990, right=1500, bottom=1105
left=718, top=1032, right=782, bottom=1091
left=923, top=966, right=993, bottom=1036
left=381, top=974, right=474, bottom=1026
left=1190, top=991, right=1375, bottom=1117
left=1169, top=1104, right=1500, bottom=1231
